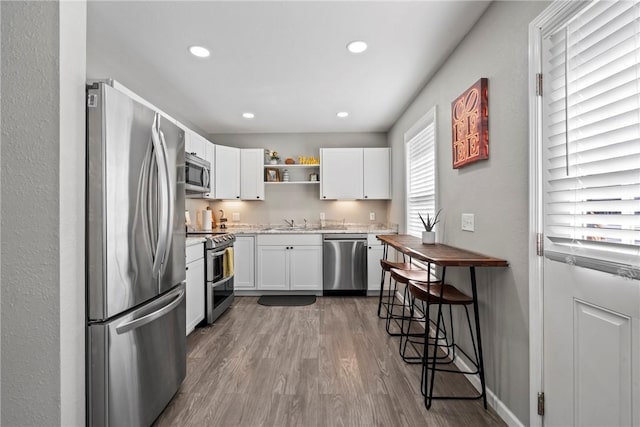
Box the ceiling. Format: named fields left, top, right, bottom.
left=87, top=1, right=491, bottom=134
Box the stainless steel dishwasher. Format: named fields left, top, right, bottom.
left=323, top=234, right=367, bottom=295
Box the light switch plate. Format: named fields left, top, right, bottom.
left=319, top=212, right=325, bottom=220
left=369, top=212, right=376, bottom=221
left=461, top=213, right=475, bottom=232
left=232, top=212, right=240, bottom=222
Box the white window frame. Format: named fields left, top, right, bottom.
left=404, top=107, right=438, bottom=239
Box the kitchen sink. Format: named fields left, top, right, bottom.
left=263, top=226, right=321, bottom=231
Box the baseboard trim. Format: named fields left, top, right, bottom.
left=393, top=288, right=524, bottom=427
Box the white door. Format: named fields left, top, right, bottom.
left=257, top=245, right=288, bottom=290
left=289, top=246, right=323, bottom=291
left=215, top=145, right=240, bottom=200
left=535, top=2, right=640, bottom=425
left=240, top=148, right=265, bottom=200
left=234, top=236, right=255, bottom=290
left=363, top=147, right=390, bottom=200
left=320, top=148, right=363, bottom=199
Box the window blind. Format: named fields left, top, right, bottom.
left=542, top=0, right=640, bottom=268
left=406, top=115, right=436, bottom=238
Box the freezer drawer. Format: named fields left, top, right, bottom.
left=88, top=284, right=186, bottom=427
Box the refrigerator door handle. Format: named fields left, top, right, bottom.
left=115, top=287, right=185, bottom=334
left=158, top=127, right=174, bottom=269
left=151, top=113, right=170, bottom=276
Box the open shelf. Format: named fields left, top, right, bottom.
left=264, top=164, right=319, bottom=168
left=265, top=181, right=319, bottom=185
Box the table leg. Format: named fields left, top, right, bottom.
left=426, top=266, right=446, bottom=409
left=470, top=266, right=487, bottom=409
left=377, top=243, right=389, bottom=317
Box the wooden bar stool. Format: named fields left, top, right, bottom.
left=386, top=268, right=439, bottom=338
left=407, top=279, right=483, bottom=409
left=376, top=241, right=421, bottom=319
left=377, top=258, right=420, bottom=319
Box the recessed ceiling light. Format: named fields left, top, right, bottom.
left=346, top=40, right=367, bottom=54
left=188, top=46, right=210, bottom=58
left=242, top=112, right=255, bottom=119
left=337, top=112, right=349, bottom=118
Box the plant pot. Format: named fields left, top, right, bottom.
left=422, top=231, right=436, bottom=244
left=269, top=159, right=278, bottom=165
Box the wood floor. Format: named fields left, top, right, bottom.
left=154, top=296, right=505, bottom=427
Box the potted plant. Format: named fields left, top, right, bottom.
left=419, top=209, right=441, bottom=244
left=268, top=150, right=280, bottom=165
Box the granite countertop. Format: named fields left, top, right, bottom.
left=189, top=223, right=398, bottom=235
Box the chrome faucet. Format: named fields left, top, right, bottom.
left=283, top=219, right=294, bottom=228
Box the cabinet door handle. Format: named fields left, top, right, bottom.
left=186, top=266, right=189, bottom=270
left=364, top=195, right=368, bottom=198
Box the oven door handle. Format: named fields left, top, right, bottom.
left=211, top=274, right=234, bottom=287
left=209, top=249, right=230, bottom=257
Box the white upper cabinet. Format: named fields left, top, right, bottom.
left=320, top=147, right=390, bottom=200
left=186, top=130, right=207, bottom=160
left=240, top=149, right=265, bottom=200
left=215, top=145, right=241, bottom=200
left=363, top=147, right=391, bottom=199
left=320, top=148, right=363, bottom=199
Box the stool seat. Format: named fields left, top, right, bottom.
left=389, top=268, right=436, bottom=284
left=380, top=259, right=420, bottom=272
left=409, top=281, right=473, bottom=305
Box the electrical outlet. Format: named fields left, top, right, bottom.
left=232, top=212, right=240, bottom=222
left=319, top=212, right=325, bottom=220
left=369, top=212, right=376, bottom=221
left=461, top=213, right=474, bottom=232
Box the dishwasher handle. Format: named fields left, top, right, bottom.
left=323, top=233, right=367, bottom=241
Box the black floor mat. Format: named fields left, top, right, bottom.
left=257, top=295, right=317, bottom=306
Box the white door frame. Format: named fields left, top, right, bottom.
left=527, top=2, right=594, bottom=426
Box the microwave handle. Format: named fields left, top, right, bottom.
left=203, top=167, right=210, bottom=190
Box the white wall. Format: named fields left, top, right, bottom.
left=1, top=2, right=86, bottom=425
left=388, top=1, right=549, bottom=423
left=187, top=132, right=390, bottom=227
left=59, top=1, right=86, bottom=425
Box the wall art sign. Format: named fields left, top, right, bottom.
left=451, top=78, right=488, bottom=168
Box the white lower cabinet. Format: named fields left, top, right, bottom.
left=234, top=235, right=255, bottom=290
left=185, top=243, right=205, bottom=335
left=257, top=234, right=323, bottom=291
left=367, top=244, right=384, bottom=292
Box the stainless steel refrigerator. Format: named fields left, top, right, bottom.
left=86, top=81, right=186, bottom=427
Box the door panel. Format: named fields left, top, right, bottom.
left=257, top=246, right=288, bottom=289
left=543, top=259, right=640, bottom=426
left=158, top=116, right=185, bottom=294
left=88, top=284, right=186, bottom=427
left=87, top=84, right=158, bottom=320
left=290, top=246, right=323, bottom=290
left=574, top=300, right=632, bottom=427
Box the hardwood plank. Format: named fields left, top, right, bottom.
left=153, top=296, right=505, bottom=427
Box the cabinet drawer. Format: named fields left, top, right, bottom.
left=186, top=244, right=204, bottom=264
left=257, top=234, right=322, bottom=246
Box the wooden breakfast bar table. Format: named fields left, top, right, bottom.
left=376, top=234, right=508, bottom=409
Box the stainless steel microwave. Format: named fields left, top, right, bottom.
left=185, top=152, right=211, bottom=194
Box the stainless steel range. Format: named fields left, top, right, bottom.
left=190, top=233, right=236, bottom=323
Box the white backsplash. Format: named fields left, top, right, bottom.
left=186, top=191, right=388, bottom=230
